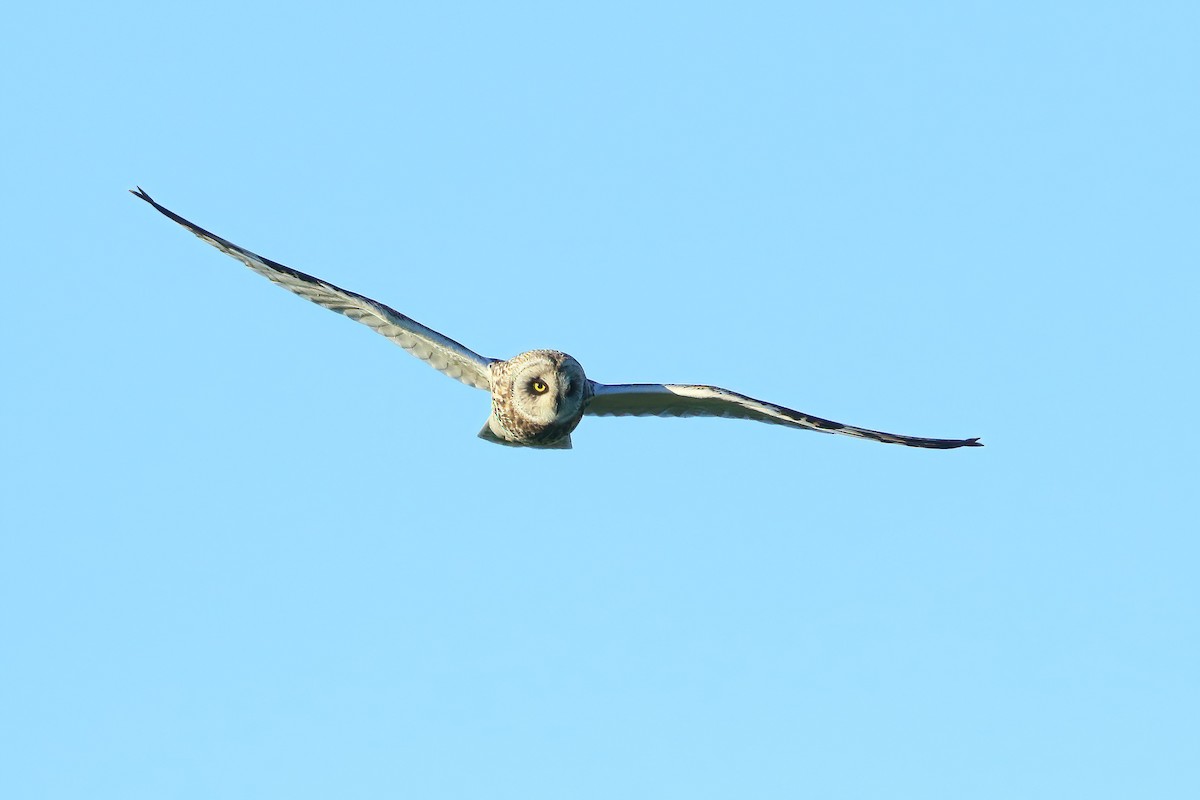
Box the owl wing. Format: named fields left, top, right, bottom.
left=585, top=382, right=982, bottom=449
left=132, top=188, right=496, bottom=390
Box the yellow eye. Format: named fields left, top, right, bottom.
left=532, top=380, right=548, bottom=394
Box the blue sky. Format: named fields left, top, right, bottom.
left=2, top=2, right=1196, bottom=797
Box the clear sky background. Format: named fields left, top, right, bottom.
left=2, top=2, right=1196, bottom=798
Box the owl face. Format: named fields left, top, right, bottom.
left=510, top=351, right=588, bottom=425
left=489, top=350, right=589, bottom=445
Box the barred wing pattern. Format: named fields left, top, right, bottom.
left=586, top=383, right=982, bottom=449
left=132, top=189, right=495, bottom=390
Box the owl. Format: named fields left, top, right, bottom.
left=133, top=189, right=982, bottom=451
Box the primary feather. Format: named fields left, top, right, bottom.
left=586, top=383, right=982, bottom=449
left=131, top=188, right=495, bottom=390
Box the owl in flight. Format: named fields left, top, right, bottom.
left=132, top=189, right=981, bottom=451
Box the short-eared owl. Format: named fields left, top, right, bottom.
left=133, top=189, right=982, bottom=451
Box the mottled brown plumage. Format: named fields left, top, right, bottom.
left=484, top=350, right=589, bottom=448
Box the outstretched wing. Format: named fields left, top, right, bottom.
left=585, top=382, right=982, bottom=449
left=131, top=188, right=496, bottom=390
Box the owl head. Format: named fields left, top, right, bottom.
left=484, top=349, right=590, bottom=447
